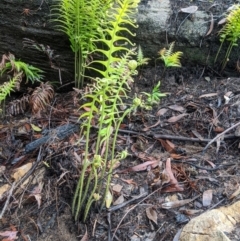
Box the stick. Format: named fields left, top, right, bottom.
left=202, top=121, right=240, bottom=154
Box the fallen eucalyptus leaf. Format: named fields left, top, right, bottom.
left=180, top=6, right=198, bottom=14
left=146, top=207, right=158, bottom=225
left=202, top=189, right=213, bottom=207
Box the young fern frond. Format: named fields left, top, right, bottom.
left=3, top=62, right=43, bottom=83
left=165, top=41, right=175, bottom=57
left=52, top=0, right=113, bottom=87
left=0, top=74, right=21, bottom=102
left=137, top=46, right=150, bottom=66
left=86, top=0, right=140, bottom=78
left=0, top=53, right=43, bottom=83
left=0, top=73, right=22, bottom=112
left=159, top=42, right=183, bottom=68
left=215, top=4, right=240, bottom=70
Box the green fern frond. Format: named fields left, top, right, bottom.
left=215, top=4, right=240, bottom=70
left=52, top=0, right=113, bottom=87
left=2, top=61, right=43, bottom=83
left=159, top=42, right=183, bottom=68
left=0, top=73, right=22, bottom=103
left=86, top=0, right=140, bottom=78
left=220, top=4, right=240, bottom=44
left=137, top=46, right=150, bottom=66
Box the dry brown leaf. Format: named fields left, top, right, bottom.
left=162, top=158, right=184, bottom=192
left=146, top=207, right=158, bottom=225
left=214, top=126, right=224, bottom=133
left=120, top=178, right=137, bottom=186
left=181, top=209, right=203, bottom=215
left=229, top=185, right=240, bottom=200
left=167, top=114, right=188, bottom=123
left=0, top=230, right=18, bottom=241
left=117, top=160, right=159, bottom=174
left=28, top=182, right=43, bottom=209
left=0, top=184, right=11, bottom=200
left=180, top=6, right=198, bottom=13
left=205, top=12, right=214, bottom=36
left=202, top=189, right=213, bottom=207
left=204, top=160, right=216, bottom=168
left=161, top=195, right=200, bottom=209
left=143, top=119, right=161, bottom=132
left=199, top=93, right=218, bottom=98
left=170, top=153, right=184, bottom=160
left=80, top=227, right=88, bottom=241
left=218, top=17, right=226, bottom=25
left=156, top=108, right=168, bottom=117
left=113, top=195, right=124, bottom=205
left=11, top=163, right=32, bottom=181
left=191, top=130, right=204, bottom=140
left=168, top=105, right=186, bottom=113
left=158, top=139, right=176, bottom=153
left=112, top=184, right=123, bottom=193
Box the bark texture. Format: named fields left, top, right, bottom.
left=0, top=0, right=238, bottom=84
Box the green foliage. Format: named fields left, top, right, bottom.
left=52, top=0, right=113, bottom=88
left=0, top=53, right=43, bottom=113
left=159, top=42, right=183, bottom=68
left=72, top=0, right=141, bottom=221
left=2, top=61, right=43, bottom=84
left=137, top=45, right=150, bottom=66
left=0, top=73, right=22, bottom=114
left=86, top=0, right=139, bottom=79
left=142, top=81, right=166, bottom=108
left=215, top=4, right=240, bottom=71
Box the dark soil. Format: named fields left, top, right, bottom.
left=1, top=62, right=240, bottom=241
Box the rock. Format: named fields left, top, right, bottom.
left=179, top=201, right=240, bottom=241
left=0, top=0, right=237, bottom=84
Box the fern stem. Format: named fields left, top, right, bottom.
left=83, top=167, right=98, bottom=221
left=221, top=42, right=234, bottom=72
left=214, top=40, right=224, bottom=64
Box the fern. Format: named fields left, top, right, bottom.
left=0, top=54, right=43, bottom=83
left=72, top=0, right=141, bottom=221
left=52, top=0, right=113, bottom=87
left=137, top=45, right=150, bottom=66
left=0, top=73, right=22, bottom=112
left=215, top=4, right=240, bottom=71
left=3, top=61, right=43, bottom=83
left=159, top=42, right=183, bottom=68
left=86, top=0, right=140, bottom=78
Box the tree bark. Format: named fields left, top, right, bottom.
left=0, top=0, right=237, bottom=85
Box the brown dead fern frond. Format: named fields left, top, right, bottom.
left=30, top=82, right=54, bottom=114
left=7, top=95, right=30, bottom=116
left=0, top=54, right=10, bottom=70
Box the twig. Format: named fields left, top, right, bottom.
left=202, top=121, right=240, bottom=154
left=154, top=133, right=235, bottom=142
left=112, top=186, right=162, bottom=240
left=0, top=147, right=43, bottom=219
left=0, top=181, right=16, bottom=219
left=108, top=191, right=148, bottom=212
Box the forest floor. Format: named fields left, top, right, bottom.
left=0, top=64, right=240, bottom=241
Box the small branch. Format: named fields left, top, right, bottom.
left=0, top=182, right=16, bottom=219
left=202, top=121, right=240, bottom=154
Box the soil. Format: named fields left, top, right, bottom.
left=1, top=1, right=240, bottom=240
left=0, top=61, right=240, bottom=241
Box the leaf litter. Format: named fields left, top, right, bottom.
left=1, top=28, right=240, bottom=241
